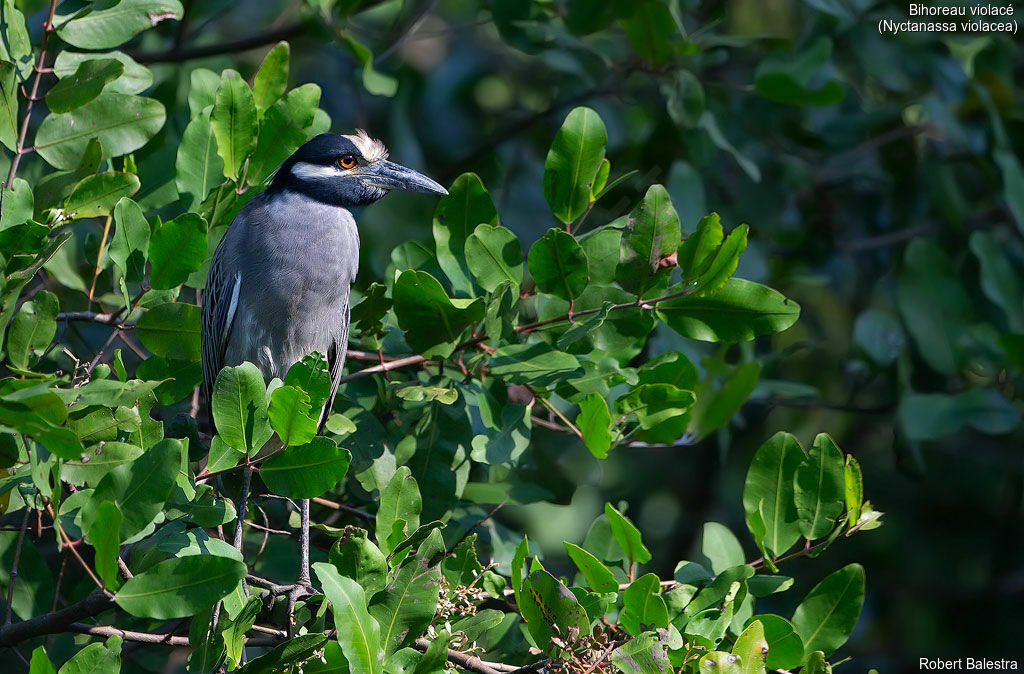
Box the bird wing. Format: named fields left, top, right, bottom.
left=318, top=303, right=351, bottom=432
left=201, top=244, right=242, bottom=431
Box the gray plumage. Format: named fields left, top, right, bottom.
left=201, top=132, right=447, bottom=430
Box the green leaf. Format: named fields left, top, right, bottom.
left=791, top=564, right=864, bottom=658
left=617, top=0, right=677, bottom=64
left=731, top=619, right=769, bottom=674
left=369, top=528, right=443, bottom=656
left=0, top=177, right=33, bottom=228
left=432, top=172, right=497, bottom=296
left=755, top=38, right=844, bottom=106
left=843, top=455, right=863, bottom=529
left=212, top=362, right=272, bottom=455
left=619, top=184, right=681, bottom=296
left=576, top=393, right=612, bottom=459
left=543, top=106, right=607, bottom=224
left=896, top=238, right=974, bottom=376
left=46, top=58, right=124, bottom=113
left=678, top=214, right=749, bottom=296
left=744, top=615, right=804, bottom=669
left=804, top=651, right=831, bottom=674
left=528, top=227, right=589, bottom=301
left=64, top=171, right=140, bottom=219
left=489, top=342, right=583, bottom=387
left=392, top=270, right=484, bottom=358
left=222, top=596, right=262, bottom=668
left=0, top=60, right=18, bottom=151
left=557, top=302, right=613, bottom=350
left=61, top=442, right=142, bottom=487
left=259, top=437, right=350, bottom=498
left=252, top=42, right=290, bottom=114
left=115, top=554, right=246, bottom=619
left=657, top=278, right=801, bottom=342
left=29, top=646, right=56, bottom=674
left=247, top=83, right=320, bottom=184
left=701, top=522, right=745, bottom=574
left=465, top=223, right=523, bottom=292
left=469, top=402, right=530, bottom=465
left=147, top=212, right=207, bottom=289
left=605, top=502, right=651, bottom=565
left=211, top=70, right=257, bottom=180
left=314, top=562, right=385, bottom=674
left=108, top=198, right=149, bottom=282
left=268, top=384, right=318, bottom=446
left=376, top=466, right=421, bottom=553
left=54, top=51, right=152, bottom=95
left=338, top=32, right=397, bottom=97
left=0, top=3, right=31, bottom=82
left=176, top=108, right=225, bottom=211
left=57, top=640, right=121, bottom=674
left=0, top=531, right=54, bottom=620
left=969, top=231, right=1024, bottom=332
left=620, top=573, right=670, bottom=635
left=794, top=433, right=845, bottom=540
left=519, top=569, right=590, bottom=655
left=6, top=290, right=59, bottom=370
left=84, top=437, right=182, bottom=540
left=35, top=93, right=166, bottom=170
left=611, top=632, right=673, bottom=674
left=237, top=634, right=328, bottom=674
left=88, top=501, right=123, bottom=590
left=898, top=389, right=1021, bottom=441
left=618, top=383, right=695, bottom=438
left=55, top=0, right=183, bottom=49
left=743, top=432, right=804, bottom=557
left=330, top=527, right=388, bottom=595
left=563, top=542, right=618, bottom=593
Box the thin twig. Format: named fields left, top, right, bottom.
left=7, top=0, right=58, bottom=185
left=87, top=214, right=113, bottom=307
left=130, top=22, right=305, bottom=63
left=3, top=509, right=32, bottom=626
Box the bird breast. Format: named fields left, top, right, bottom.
left=221, top=190, right=359, bottom=379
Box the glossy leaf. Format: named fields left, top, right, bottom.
left=314, top=563, right=385, bottom=674
left=46, top=59, right=124, bottom=113
left=53, top=51, right=152, bottom=95
left=619, top=184, right=681, bottom=295
left=211, top=362, right=272, bottom=455
left=268, top=384, right=318, bottom=446
left=543, top=106, right=607, bottom=223
left=563, top=542, right=618, bottom=593
left=259, top=437, right=350, bottom=498
left=108, top=198, right=150, bottom=282
left=211, top=70, right=257, bottom=180
left=465, top=223, right=523, bottom=292
left=392, top=270, right=484, bottom=358
left=489, top=342, right=583, bottom=387
left=88, top=501, right=123, bottom=590
left=115, top=554, right=246, bottom=619
left=519, top=569, right=590, bottom=655
left=35, top=93, right=166, bottom=170
left=620, top=573, right=669, bottom=635
left=657, top=279, right=800, bottom=343
left=55, top=0, right=183, bottom=49
left=376, top=467, right=422, bottom=553
left=176, top=108, right=225, bottom=210
left=433, top=173, right=497, bottom=296
left=791, top=564, right=864, bottom=657
left=605, top=502, right=651, bottom=565
left=576, top=393, right=612, bottom=459
left=7, top=290, right=59, bottom=370
left=369, top=528, right=443, bottom=656
left=743, top=432, right=804, bottom=557
left=528, top=228, right=589, bottom=301
left=252, top=42, right=290, bottom=114
left=0, top=60, right=17, bottom=150
left=794, top=433, right=845, bottom=540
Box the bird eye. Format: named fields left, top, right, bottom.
left=338, top=154, right=357, bottom=169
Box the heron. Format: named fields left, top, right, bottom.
left=201, top=131, right=447, bottom=587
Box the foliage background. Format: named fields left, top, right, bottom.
left=1, top=0, right=1022, bottom=670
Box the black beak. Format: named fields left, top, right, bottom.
left=365, top=160, right=448, bottom=196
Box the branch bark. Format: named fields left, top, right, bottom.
left=0, top=590, right=113, bottom=647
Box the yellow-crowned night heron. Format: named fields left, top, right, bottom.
left=201, top=131, right=447, bottom=585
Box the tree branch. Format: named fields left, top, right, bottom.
left=129, top=22, right=306, bottom=63
left=3, top=509, right=32, bottom=626
left=0, top=590, right=113, bottom=647
left=6, top=0, right=58, bottom=185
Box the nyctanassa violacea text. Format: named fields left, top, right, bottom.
left=200, top=131, right=447, bottom=585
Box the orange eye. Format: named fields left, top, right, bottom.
left=338, top=154, right=357, bottom=169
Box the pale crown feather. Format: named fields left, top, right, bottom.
left=343, top=129, right=388, bottom=162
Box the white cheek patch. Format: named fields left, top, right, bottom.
left=291, top=162, right=342, bottom=180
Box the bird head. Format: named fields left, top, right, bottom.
left=270, top=131, right=448, bottom=207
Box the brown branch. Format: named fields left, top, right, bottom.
left=87, top=215, right=113, bottom=307
left=6, top=0, right=58, bottom=185
left=68, top=622, right=283, bottom=648
left=129, top=22, right=305, bottom=63
left=413, top=637, right=507, bottom=674
left=0, top=590, right=113, bottom=647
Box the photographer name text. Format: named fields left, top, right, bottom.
left=920, top=659, right=1019, bottom=671
left=880, top=3, right=1017, bottom=35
